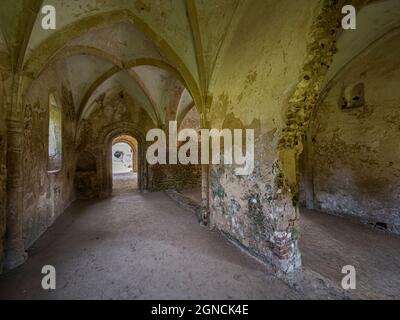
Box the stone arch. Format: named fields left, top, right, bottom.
left=277, top=3, right=344, bottom=196
left=99, top=123, right=147, bottom=196
left=112, top=134, right=138, bottom=173
left=299, top=26, right=400, bottom=234
left=77, top=58, right=185, bottom=124
left=37, top=46, right=125, bottom=79
left=316, top=27, right=400, bottom=111
left=280, top=1, right=400, bottom=200
left=22, top=11, right=202, bottom=113
left=299, top=27, right=400, bottom=210
left=175, top=87, right=196, bottom=129
left=201, top=0, right=330, bottom=273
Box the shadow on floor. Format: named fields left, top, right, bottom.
left=175, top=189, right=400, bottom=299
left=0, top=192, right=301, bottom=300
left=299, top=207, right=400, bottom=299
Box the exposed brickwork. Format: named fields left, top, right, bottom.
left=149, top=164, right=201, bottom=192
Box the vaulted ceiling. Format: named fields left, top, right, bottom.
left=0, top=0, right=399, bottom=128
left=323, top=0, right=400, bottom=91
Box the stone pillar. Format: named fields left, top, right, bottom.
left=274, top=148, right=303, bottom=274
left=200, top=101, right=211, bottom=227
left=303, top=134, right=315, bottom=209
left=99, top=143, right=109, bottom=198
left=0, top=74, right=6, bottom=273
left=0, top=131, right=5, bottom=273
left=200, top=164, right=210, bottom=226
left=3, top=73, right=31, bottom=271
left=4, top=118, right=27, bottom=270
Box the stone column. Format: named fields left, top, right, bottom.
left=200, top=100, right=211, bottom=227
left=3, top=74, right=31, bottom=271
left=4, top=118, right=27, bottom=270
left=0, top=132, right=5, bottom=273
left=200, top=164, right=210, bottom=226
left=99, top=143, right=108, bottom=198
left=303, top=134, right=315, bottom=209
left=0, top=74, right=6, bottom=273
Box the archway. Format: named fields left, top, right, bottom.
left=100, top=124, right=147, bottom=197
left=167, top=103, right=203, bottom=218
left=112, top=135, right=138, bottom=193
left=294, top=20, right=400, bottom=297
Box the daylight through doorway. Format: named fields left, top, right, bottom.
left=112, top=135, right=138, bottom=193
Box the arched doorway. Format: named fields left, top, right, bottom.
left=112, top=135, right=138, bottom=193
left=100, top=124, right=147, bottom=197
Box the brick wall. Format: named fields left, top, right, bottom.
left=149, top=164, right=201, bottom=191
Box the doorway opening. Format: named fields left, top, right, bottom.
left=112, top=135, right=138, bottom=193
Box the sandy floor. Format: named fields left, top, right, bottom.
left=1, top=190, right=399, bottom=300
left=113, top=172, right=137, bottom=193
left=179, top=189, right=202, bottom=204
left=0, top=192, right=302, bottom=300
left=177, top=189, right=400, bottom=299
left=300, top=208, right=400, bottom=299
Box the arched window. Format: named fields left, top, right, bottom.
left=48, top=93, right=62, bottom=171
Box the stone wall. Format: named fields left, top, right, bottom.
left=75, top=88, right=153, bottom=197
left=146, top=105, right=202, bottom=192
left=307, top=32, right=400, bottom=234
left=206, top=0, right=323, bottom=274
left=76, top=88, right=202, bottom=197
left=148, top=163, right=201, bottom=191
left=74, top=151, right=99, bottom=199
left=23, top=63, right=77, bottom=249
left=0, top=76, right=6, bottom=271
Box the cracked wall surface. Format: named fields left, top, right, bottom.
left=308, top=30, right=400, bottom=234
left=0, top=75, right=6, bottom=272
left=0, top=0, right=399, bottom=276
left=207, top=0, right=325, bottom=273
left=76, top=87, right=153, bottom=197
left=22, top=61, right=77, bottom=249
left=148, top=106, right=202, bottom=191
left=76, top=88, right=201, bottom=196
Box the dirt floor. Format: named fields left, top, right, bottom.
left=178, top=189, right=400, bottom=300
left=179, top=189, right=202, bottom=204
left=0, top=190, right=399, bottom=300
left=0, top=192, right=303, bottom=300
left=300, top=208, right=400, bottom=299
left=113, top=172, right=137, bottom=193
